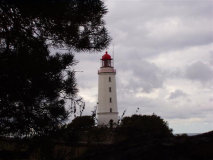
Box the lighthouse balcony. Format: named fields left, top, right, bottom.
left=98, top=68, right=116, bottom=73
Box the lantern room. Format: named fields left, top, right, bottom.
left=100, top=51, right=113, bottom=68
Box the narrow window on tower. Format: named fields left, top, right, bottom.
left=110, top=108, right=112, bottom=112
left=109, top=77, right=111, bottom=82
left=109, top=87, right=111, bottom=92
left=110, top=98, right=112, bottom=103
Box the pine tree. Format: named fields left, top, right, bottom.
left=0, top=0, right=110, bottom=136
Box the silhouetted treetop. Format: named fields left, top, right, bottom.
left=120, top=114, right=173, bottom=137
left=67, top=116, right=95, bottom=130
left=0, top=0, right=111, bottom=52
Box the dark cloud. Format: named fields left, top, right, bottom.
left=168, top=89, right=187, bottom=100
left=185, top=61, right=213, bottom=83
left=117, top=60, right=164, bottom=93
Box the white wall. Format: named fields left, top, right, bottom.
left=97, top=68, right=118, bottom=125
left=97, top=113, right=118, bottom=125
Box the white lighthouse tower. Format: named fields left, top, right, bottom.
left=97, top=51, right=118, bottom=125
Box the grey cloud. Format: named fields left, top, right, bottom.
left=185, top=61, right=213, bottom=83
left=117, top=92, right=164, bottom=116
left=133, top=61, right=164, bottom=92
left=106, top=1, right=213, bottom=57
left=78, top=82, right=92, bottom=89
left=117, top=60, right=164, bottom=93
left=162, top=109, right=206, bottom=120
left=168, top=68, right=184, bottom=79
left=210, top=51, right=213, bottom=66
left=168, top=89, right=187, bottom=100
left=116, top=90, right=204, bottom=120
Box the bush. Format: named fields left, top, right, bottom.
left=64, top=116, right=95, bottom=142
left=67, top=116, right=95, bottom=130
left=175, top=133, right=188, bottom=137
left=119, top=114, right=173, bottom=138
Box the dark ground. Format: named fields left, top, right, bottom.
left=79, top=131, right=213, bottom=160
left=0, top=131, right=212, bottom=160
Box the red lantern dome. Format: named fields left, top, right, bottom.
left=100, top=51, right=113, bottom=68
left=101, top=51, right=112, bottom=60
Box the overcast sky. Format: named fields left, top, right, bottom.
left=72, top=0, right=213, bottom=133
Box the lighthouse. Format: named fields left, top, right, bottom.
left=97, top=51, right=118, bottom=125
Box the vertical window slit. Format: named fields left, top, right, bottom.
left=109, top=77, right=111, bottom=82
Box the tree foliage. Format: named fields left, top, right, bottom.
left=67, top=116, right=95, bottom=130
left=120, top=114, right=173, bottom=138
left=53, top=116, right=95, bottom=143
left=0, top=0, right=110, bottom=136
left=0, top=0, right=110, bottom=51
